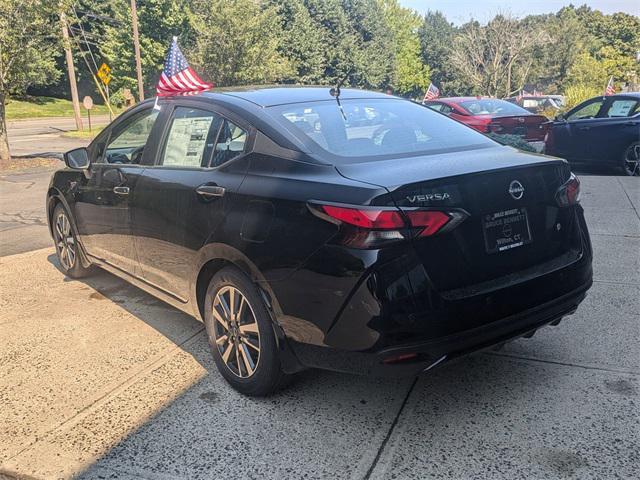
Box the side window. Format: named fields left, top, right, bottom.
left=425, top=103, right=443, bottom=112
left=566, top=100, right=604, bottom=121
left=103, top=109, right=159, bottom=164
left=212, top=120, right=247, bottom=167
left=161, top=107, right=222, bottom=167
left=604, top=100, right=639, bottom=118
left=440, top=104, right=453, bottom=115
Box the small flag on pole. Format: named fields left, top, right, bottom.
left=156, top=37, right=212, bottom=97
left=423, top=83, right=440, bottom=102
left=604, top=76, right=615, bottom=96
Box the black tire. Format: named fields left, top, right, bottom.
left=203, top=266, right=289, bottom=396
left=52, top=203, right=93, bottom=278
left=621, top=141, right=640, bottom=176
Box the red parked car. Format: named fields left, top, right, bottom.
left=424, top=97, right=548, bottom=150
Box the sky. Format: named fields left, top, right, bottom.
left=399, top=0, right=640, bottom=24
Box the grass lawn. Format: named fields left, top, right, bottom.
left=6, top=96, right=119, bottom=120
left=62, top=126, right=104, bottom=139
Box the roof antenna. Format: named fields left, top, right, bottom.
left=330, top=68, right=353, bottom=122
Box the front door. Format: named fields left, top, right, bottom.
left=74, top=108, right=160, bottom=273
left=556, top=97, right=605, bottom=161
left=132, top=104, right=251, bottom=300
left=584, top=98, right=640, bottom=163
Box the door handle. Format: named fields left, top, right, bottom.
left=113, top=186, right=130, bottom=195
left=196, top=185, right=225, bottom=198
left=578, top=126, right=591, bottom=130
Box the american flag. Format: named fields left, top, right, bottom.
left=604, top=76, right=615, bottom=96
left=156, top=37, right=212, bottom=96
left=423, top=83, right=440, bottom=102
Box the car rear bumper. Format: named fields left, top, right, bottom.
left=273, top=204, right=593, bottom=377
left=288, top=279, right=590, bottom=377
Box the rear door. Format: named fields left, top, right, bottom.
left=131, top=102, right=252, bottom=301
left=74, top=107, right=160, bottom=273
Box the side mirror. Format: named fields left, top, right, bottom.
left=554, top=114, right=565, bottom=122
left=64, top=147, right=90, bottom=170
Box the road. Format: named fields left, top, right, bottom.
left=7, top=115, right=111, bottom=157
left=0, top=166, right=638, bottom=480
left=0, top=166, right=61, bottom=256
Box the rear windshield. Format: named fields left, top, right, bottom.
left=459, top=99, right=530, bottom=116
left=269, top=98, right=494, bottom=160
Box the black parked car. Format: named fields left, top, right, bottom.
left=48, top=87, right=593, bottom=396
left=545, top=92, right=640, bottom=175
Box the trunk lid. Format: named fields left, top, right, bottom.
left=337, top=145, right=578, bottom=292
left=489, top=114, right=548, bottom=141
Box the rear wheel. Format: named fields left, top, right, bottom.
left=203, top=266, right=289, bottom=396
left=621, top=142, right=640, bottom=176
left=52, top=204, right=93, bottom=278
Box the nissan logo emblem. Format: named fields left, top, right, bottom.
left=509, top=180, right=524, bottom=200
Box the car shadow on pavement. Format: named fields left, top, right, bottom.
left=41, top=253, right=636, bottom=480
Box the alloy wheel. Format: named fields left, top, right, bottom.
left=624, top=144, right=640, bottom=176
left=212, top=286, right=261, bottom=378
left=55, top=212, right=76, bottom=270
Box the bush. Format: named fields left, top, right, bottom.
left=564, top=84, right=601, bottom=110
left=486, top=133, right=538, bottom=152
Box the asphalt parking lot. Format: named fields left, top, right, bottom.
left=0, top=167, right=638, bottom=480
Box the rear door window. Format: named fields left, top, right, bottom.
left=212, top=120, right=247, bottom=167
left=604, top=99, right=639, bottom=118
left=160, top=107, right=223, bottom=168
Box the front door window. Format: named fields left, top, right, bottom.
left=103, top=109, right=159, bottom=164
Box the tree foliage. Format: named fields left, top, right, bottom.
left=0, top=0, right=60, bottom=160
left=189, top=0, right=292, bottom=86
left=450, top=15, right=549, bottom=97
left=11, top=1, right=640, bottom=121
left=380, top=0, right=430, bottom=96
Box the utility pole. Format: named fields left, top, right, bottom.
left=130, top=0, right=145, bottom=101
left=60, top=12, right=83, bottom=131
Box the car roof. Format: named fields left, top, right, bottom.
left=610, top=92, right=640, bottom=99
left=197, top=86, right=392, bottom=107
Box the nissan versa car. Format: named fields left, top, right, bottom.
left=47, top=87, right=593, bottom=396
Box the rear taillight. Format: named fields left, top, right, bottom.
left=556, top=173, right=581, bottom=207
left=309, top=204, right=465, bottom=249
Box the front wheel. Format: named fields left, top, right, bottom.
left=52, top=204, right=93, bottom=278
left=203, top=266, right=290, bottom=396
left=621, top=142, right=640, bottom=176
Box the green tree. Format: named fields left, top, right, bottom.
left=188, top=0, right=292, bottom=86
left=565, top=52, right=608, bottom=88
left=0, top=0, right=60, bottom=161
left=269, top=0, right=326, bottom=84
left=100, top=0, right=192, bottom=97
left=525, top=7, right=592, bottom=93
left=379, top=0, right=430, bottom=97
left=281, top=0, right=393, bottom=88
left=418, top=11, right=458, bottom=94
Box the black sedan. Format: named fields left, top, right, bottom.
left=545, top=92, right=640, bottom=175
left=48, top=87, right=593, bottom=396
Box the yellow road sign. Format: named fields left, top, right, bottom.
left=97, top=63, right=112, bottom=85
